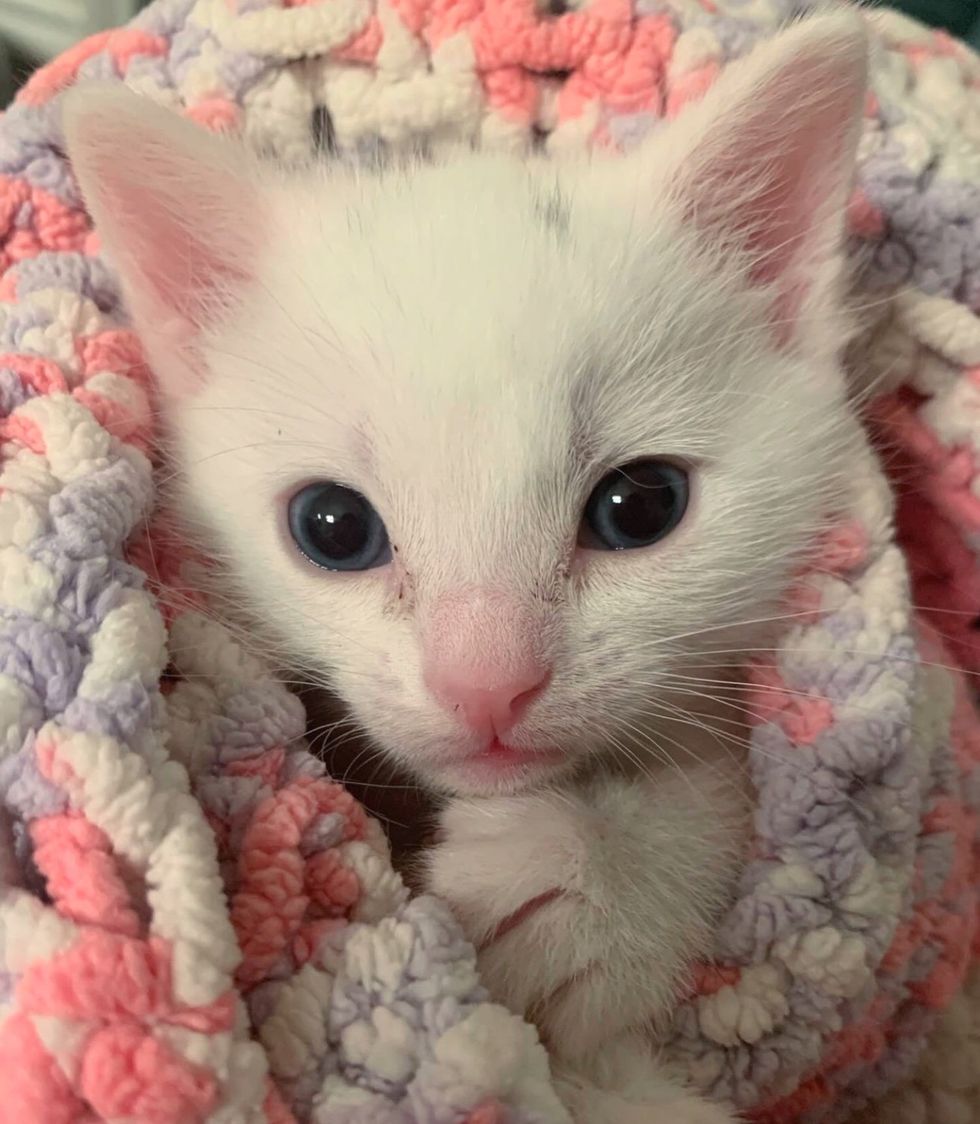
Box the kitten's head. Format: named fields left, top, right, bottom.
left=64, top=14, right=868, bottom=796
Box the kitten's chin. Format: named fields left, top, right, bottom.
left=418, top=743, right=579, bottom=797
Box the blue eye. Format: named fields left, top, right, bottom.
left=288, top=482, right=391, bottom=571
left=579, top=460, right=689, bottom=551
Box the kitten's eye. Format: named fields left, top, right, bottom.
left=579, top=460, right=689, bottom=551
left=288, top=482, right=391, bottom=571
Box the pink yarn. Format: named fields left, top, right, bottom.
left=18, top=29, right=169, bottom=107
left=79, top=1022, right=217, bottom=1124
left=31, top=815, right=142, bottom=937
left=464, top=1102, right=508, bottom=1124
left=0, top=353, right=68, bottom=395
left=0, top=1014, right=84, bottom=1124
left=231, top=777, right=367, bottom=985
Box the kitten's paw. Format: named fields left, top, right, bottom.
left=425, top=787, right=678, bottom=1063
left=627, top=1099, right=736, bottom=1124
left=607, top=1101, right=736, bottom=1124
left=557, top=1071, right=738, bottom=1124
left=425, top=791, right=587, bottom=947
left=426, top=773, right=746, bottom=1067
left=664, top=1100, right=738, bottom=1124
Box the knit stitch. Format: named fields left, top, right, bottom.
left=0, top=1, right=978, bottom=1122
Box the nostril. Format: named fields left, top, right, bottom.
left=508, top=673, right=550, bottom=724
left=426, top=665, right=552, bottom=736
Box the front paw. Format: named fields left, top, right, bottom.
left=425, top=792, right=587, bottom=948
left=557, top=1063, right=739, bottom=1124
left=424, top=789, right=659, bottom=1064
left=574, top=1091, right=738, bottom=1124
left=425, top=775, right=746, bottom=1069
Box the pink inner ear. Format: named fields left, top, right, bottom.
left=110, top=178, right=252, bottom=329
left=727, top=60, right=856, bottom=289
left=67, top=95, right=260, bottom=355
left=677, top=32, right=866, bottom=338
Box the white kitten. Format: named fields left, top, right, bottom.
left=64, top=12, right=869, bottom=1120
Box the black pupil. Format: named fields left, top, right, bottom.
left=599, top=463, right=681, bottom=545
left=305, top=488, right=371, bottom=560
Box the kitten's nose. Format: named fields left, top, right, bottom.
left=427, top=666, right=550, bottom=738
left=423, top=587, right=551, bottom=739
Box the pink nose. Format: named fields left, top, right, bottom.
left=423, top=587, right=551, bottom=738
left=427, top=665, right=550, bottom=738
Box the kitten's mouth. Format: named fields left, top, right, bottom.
left=488, top=739, right=561, bottom=764
left=456, top=739, right=564, bottom=779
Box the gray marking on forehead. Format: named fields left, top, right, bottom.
left=532, top=184, right=570, bottom=235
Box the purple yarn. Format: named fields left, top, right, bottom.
left=76, top=53, right=123, bottom=85
left=10, top=253, right=122, bottom=313
left=0, top=304, right=57, bottom=352
left=133, top=0, right=198, bottom=35
left=0, top=623, right=86, bottom=713
left=170, top=23, right=211, bottom=82
left=0, top=748, right=68, bottom=821
left=0, top=366, right=36, bottom=416
left=47, top=462, right=152, bottom=560
left=218, top=49, right=271, bottom=100
left=61, top=679, right=157, bottom=742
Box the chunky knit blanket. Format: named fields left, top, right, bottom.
left=1, top=1, right=979, bottom=1122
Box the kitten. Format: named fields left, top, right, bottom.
left=64, top=12, right=869, bottom=1121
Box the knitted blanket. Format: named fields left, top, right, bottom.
left=0, top=1, right=979, bottom=1122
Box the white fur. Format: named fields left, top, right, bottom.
left=426, top=755, right=749, bottom=1121
left=63, top=13, right=871, bottom=1120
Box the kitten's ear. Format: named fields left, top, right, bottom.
left=62, top=85, right=263, bottom=395
left=656, top=13, right=868, bottom=345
